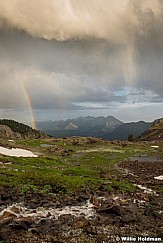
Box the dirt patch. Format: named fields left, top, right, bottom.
left=48, top=144, right=73, bottom=156
left=118, top=160, right=163, bottom=186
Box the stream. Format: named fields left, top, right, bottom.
left=0, top=200, right=95, bottom=223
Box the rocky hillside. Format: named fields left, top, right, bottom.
left=136, top=118, right=163, bottom=141
left=0, top=119, right=46, bottom=139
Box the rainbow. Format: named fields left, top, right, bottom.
left=19, top=80, right=37, bottom=130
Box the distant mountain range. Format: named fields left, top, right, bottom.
left=0, top=117, right=162, bottom=141
left=36, top=116, right=122, bottom=138
left=36, top=116, right=153, bottom=141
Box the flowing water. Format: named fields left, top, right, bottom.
left=0, top=200, right=95, bottom=222
left=134, top=184, right=157, bottom=194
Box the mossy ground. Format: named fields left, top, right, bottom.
left=0, top=138, right=162, bottom=197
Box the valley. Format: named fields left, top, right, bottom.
left=1, top=1, right=163, bottom=241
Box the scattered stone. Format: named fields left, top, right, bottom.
left=84, top=225, right=97, bottom=235
left=111, top=140, right=128, bottom=146
left=0, top=211, right=17, bottom=221
left=28, top=228, right=40, bottom=234
left=48, top=145, right=70, bottom=156
left=121, top=213, right=136, bottom=224
left=97, top=205, right=123, bottom=216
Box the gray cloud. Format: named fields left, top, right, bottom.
left=0, top=0, right=162, bottom=43
left=0, top=0, right=137, bottom=42
left=0, top=0, right=162, bottom=122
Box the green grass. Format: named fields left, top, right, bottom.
left=0, top=139, right=162, bottom=197
left=14, top=139, right=43, bottom=147
left=111, top=180, right=136, bottom=192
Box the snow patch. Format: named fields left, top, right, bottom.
left=0, top=146, right=37, bottom=157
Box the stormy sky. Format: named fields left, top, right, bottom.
left=0, top=0, right=163, bottom=125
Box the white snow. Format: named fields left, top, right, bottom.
left=0, top=146, right=37, bottom=157
left=151, top=146, right=159, bottom=148
left=154, top=175, right=163, bottom=180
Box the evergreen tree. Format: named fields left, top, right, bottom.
left=128, top=134, right=133, bottom=141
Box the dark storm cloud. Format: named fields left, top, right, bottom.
left=0, top=0, right=163, bottom=112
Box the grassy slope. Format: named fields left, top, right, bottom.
left=0, top=138, right=163, bottom=197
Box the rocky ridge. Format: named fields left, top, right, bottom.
left=136, top=118, right=163, bottom=141
left=0, top=119, right=47, bottom=139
